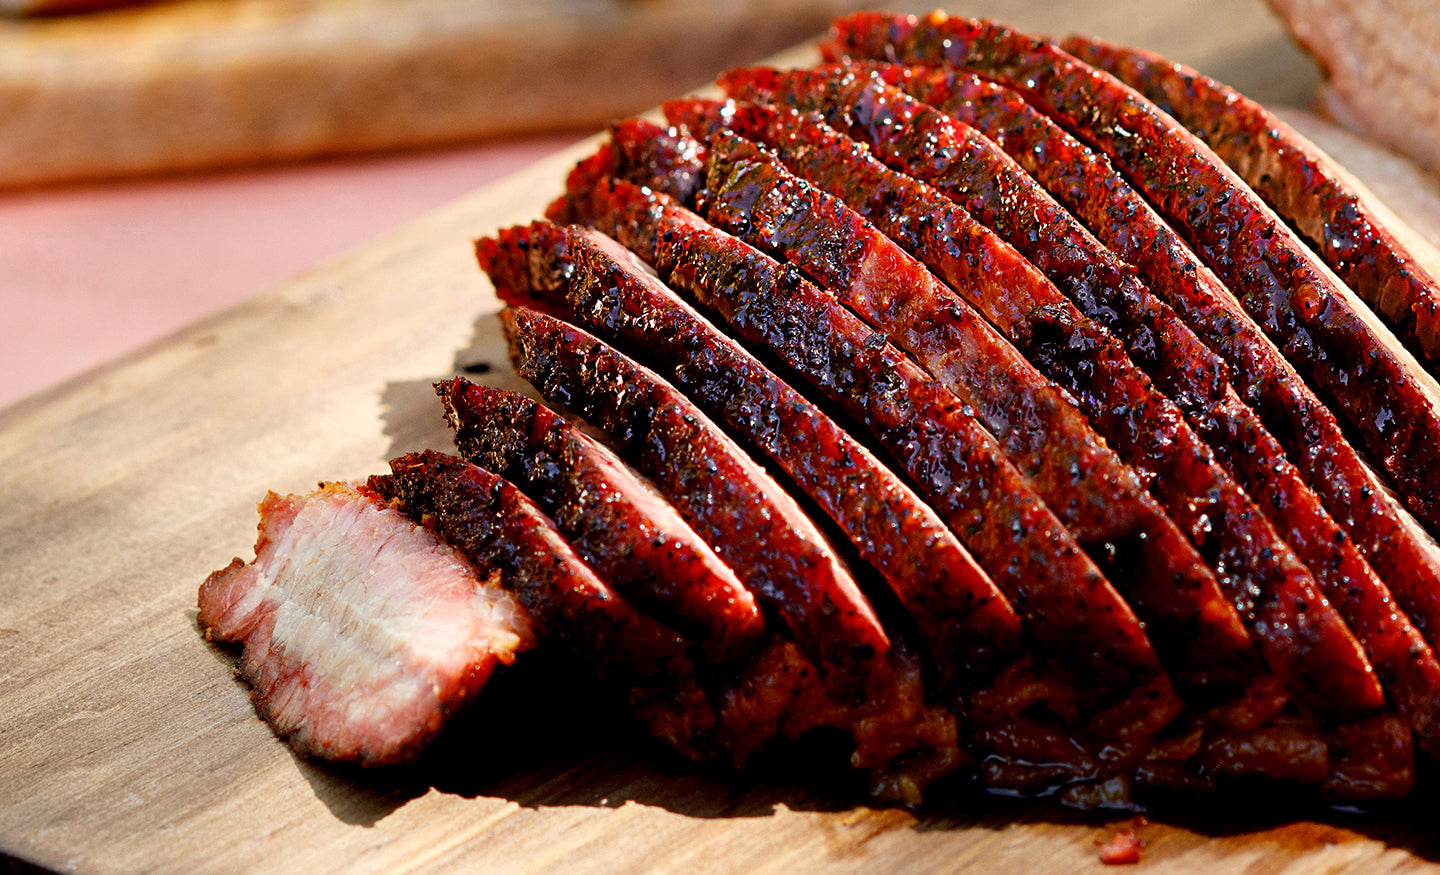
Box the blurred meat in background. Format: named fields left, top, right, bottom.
left=1268, top=0, right=1440, bottom=175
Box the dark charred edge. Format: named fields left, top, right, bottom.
left=822, top=10, right=1440, bottom=534
left=829, top=62, right=1440, bottom=760
left=369, top=450, right=719, bottom=760
left=432, top=374, right=766, bottom=661
left=474, top=222, right=574, bottom=318
left=849, top=60, right=1241, bottom=414
left=610, top=117, right=709, bottom=205
left=1065, top=35, right=1440, bottom=366
left=558, top=223, right=1026, bottom=690
left=558, top=165, right=1181, bottom=739
left=498, top=305, right=893, bottom=700
left=666, top=95, right=1259, bottom=699
left=832, top=58, right=1440, bottom=697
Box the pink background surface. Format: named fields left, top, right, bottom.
left=0, top=134, right=582, bottom=411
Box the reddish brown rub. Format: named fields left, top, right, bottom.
left=821, top=9, right=1440, bottom=532
left=1064, top=35, right=1440, bottom=364
left=550, top=223, right=1024, bottom=687
left=198, top=481, right=536, bottom=766
left=499, top=305, right=890, bottom=696
left=717, top=64, right=1230, bottom=411
left=685, top=93, right=1440, bottom=756
left=554, top=170, right=1178, bottom=723
left=474, top=222, right=572, bottom=318
left=369, top=451, right=717, bottom=757
left=667, top=97, right=1256, bottom=690
left=695, top=126, right=1385, bottom=718
left=433, top=379, right=763, bottom=661
left=836, top=61, right=1440, bottom=681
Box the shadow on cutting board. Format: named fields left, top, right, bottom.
left=379, top=312, right=536, bottom=462
left=285, top=642, right=1440, bottom=864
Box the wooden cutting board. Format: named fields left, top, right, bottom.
left=7, top=1, right=1440, bottom=872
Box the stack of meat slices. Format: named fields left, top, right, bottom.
left=200, top=10, right=1440, bottom=810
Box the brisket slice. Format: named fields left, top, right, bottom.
left=551, top=223, right=1025, bottom=688
left=433, top=379, right=764, bottom=661
left=1066, top=35, right=1440, bottom=367
left=856, top=64, right=1440, bottom=759
left=843, top=60, right=1440, bottom=679
left=499, top=305, right=891, bottom=698
left=666, top=97, right=1253, bottom=693
left=821, top=10, right=1440, bottom=533
left=369, top=451, right=717, bottom=759
left=691, top=125, right=1385, bottom=718
left=474, top=222, right=572, bottom=317
left=687, top=99, right=1440, bottom=755
left=197, top=481, right=537, bottom=766
left=553, top=169, right=1180, bottom=736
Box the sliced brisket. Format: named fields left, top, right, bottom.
left=433, top=379, right=764, bottom=661
left=553, top=223, right=1025, bottom=688
left=370, top=451, right=718, bottom=758
left=554, top=169, right=1179, bottom=727
left=821, top=10, right=1440, bottom=533
left=499, top=305, right=891, bottom=697
left=692, top=125, right=1384, bottom=718
left=828, top=59, right=1440, bottom=683
left=1065, top=34, right=1440, bottom=366
left=674, top=96, right=1440, bottom=758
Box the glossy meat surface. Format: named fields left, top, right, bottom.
left=823, top=9, right=1440, bottom=532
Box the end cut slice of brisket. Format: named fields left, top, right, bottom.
left=197, top=481, right=537, bottom=766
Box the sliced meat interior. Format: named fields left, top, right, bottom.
left=370, top=450, right=719, bottom=758
left=197, top=481, right=536, bottom=766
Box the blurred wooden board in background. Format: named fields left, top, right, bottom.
left=6, top=0, right=1440, bottom=872
left=0, top=0, right=1331, bottom=189
left=0, top=0, right=874, bottom=188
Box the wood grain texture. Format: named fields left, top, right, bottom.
left=0, top=0, right=872, bottom=188
left=4, top=1, right=1440, bottom=872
